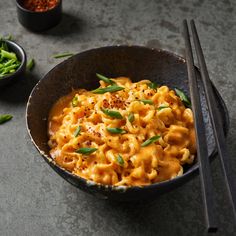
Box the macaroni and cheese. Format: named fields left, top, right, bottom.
left=48, top=76, right=196, bottom=186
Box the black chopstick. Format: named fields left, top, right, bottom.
left=183, top=20, right=218, bottom=232
left=190, top=20, right=236, bottom=222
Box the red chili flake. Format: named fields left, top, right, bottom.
left=86, top=141, right=92, bottom=146
left=22, top=0, right=58, bottom=12
left=102, top=99, right=109, bottom=108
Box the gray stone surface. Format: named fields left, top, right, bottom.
left=0, top=0, right=235, bottom=235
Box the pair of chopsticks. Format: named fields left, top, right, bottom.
left=183, top=19, right=236, bottom=232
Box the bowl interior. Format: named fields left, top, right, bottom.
left=26, top=45, right=229, bottom=199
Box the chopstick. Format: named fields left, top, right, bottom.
left=190, top=20, right=236, bottom=222
left=183, top=20, right=218, bottom=232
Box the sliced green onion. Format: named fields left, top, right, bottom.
left=5, top=35, right=13, bottom=41
left=27, top=59, right=35, bottom=71
left=72, top=96, right=79, bottom=107
left=92, top=85, right=124, bottom=94
left=117, top=154, right=124, bottom=166
left=174, top=88, right=191, bottom=108
left=128, top=112, right=135, bottom=123
left=0, top=114, right=13, bottom=124
left=74, top=126, right=81, bottom=137
left=4, top=59, right=15, bottom=67
left=0, top=64, right=19, bottom=73
left=157, top=105, right=169, bottom=111
left=140, top=99, right=153, bottom=105
left=96, top=73, right=115, bottom=85
left=0, top=41, right=8, bottom=51
left=75, top=147, right=97, bottom=155
left=0, top=41, right=21, bottom=78
left=101, top=108, right=123, bottom=119
left=106, top=127, right=126, bottom=134
left=53, top=53, right=74, bottom=59
left=1, top=49, right=17, bottom=60
left=141, top=135, right=161, bottom=147
left=147, top=82, right=158, bottom=89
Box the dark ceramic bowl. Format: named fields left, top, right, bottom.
left=16, top=0, right=62, bottom=32
left=0, top=40, right=27, bottom=88
left=26, top=46, right=229, bottom=201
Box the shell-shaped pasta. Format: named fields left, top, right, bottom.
left=172, top=166, right=183, bottom=178
left=164, top=125, right=189, bottom=147
left=158, top=136, right=168, bottom=148
left=158, top=85, right=170, bottom=94
left=179, top=148, right=190, bottom=163
left=157, top=107, right=174, bottom=125
left=104, top=135, right=120, bottom=150
left=55, top=151, right=77, bottom=171
left=182, top=108, right=194, bottom=125
left=142, top=110, right=155, bottom=123
left=179, top=148, right=194, bottom=164
left=120, top=134, right=140, bottom=156
left=126, top=117, right=140, bottom=134
left=130, top=166, right=146, bottom=179
left=129, top=101, right=145, bottom=112
left=90, top=163, right=119, bottom=185
left=147, top=169, right=157, bottom=180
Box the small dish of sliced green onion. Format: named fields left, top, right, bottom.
left=0, top=40, right=21, bottom=79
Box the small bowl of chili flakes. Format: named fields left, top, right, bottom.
left=16, top=0, right=62, bottom=32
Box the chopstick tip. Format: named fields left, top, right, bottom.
left=190, top=19, right=196, bottom=28
left=208, top=226, right=218, bottom=233
left=182, top=19, right=188, bottom=29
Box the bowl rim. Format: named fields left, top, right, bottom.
left=26, top=45, right=230, bottom=192
left=16, top=0, right=62, bottom=14
left=0, top=39, right=26, bottom=81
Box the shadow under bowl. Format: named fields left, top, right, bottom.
left=16, top=0, right=62, bottom=32
left=0, top=40, right=27, bottom=88
left=26, top=45, right=229, bottom=201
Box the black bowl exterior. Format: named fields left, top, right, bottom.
left=16, top=0, right=62, bottom=32
left=0, top=40, right=27, bottom=88
left=26, top=46, right=229, bottom=201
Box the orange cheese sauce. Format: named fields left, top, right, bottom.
left=48, top=77, right=196, bottom=186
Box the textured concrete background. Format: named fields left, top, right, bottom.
left=0, top=0, right=236, bottom=235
